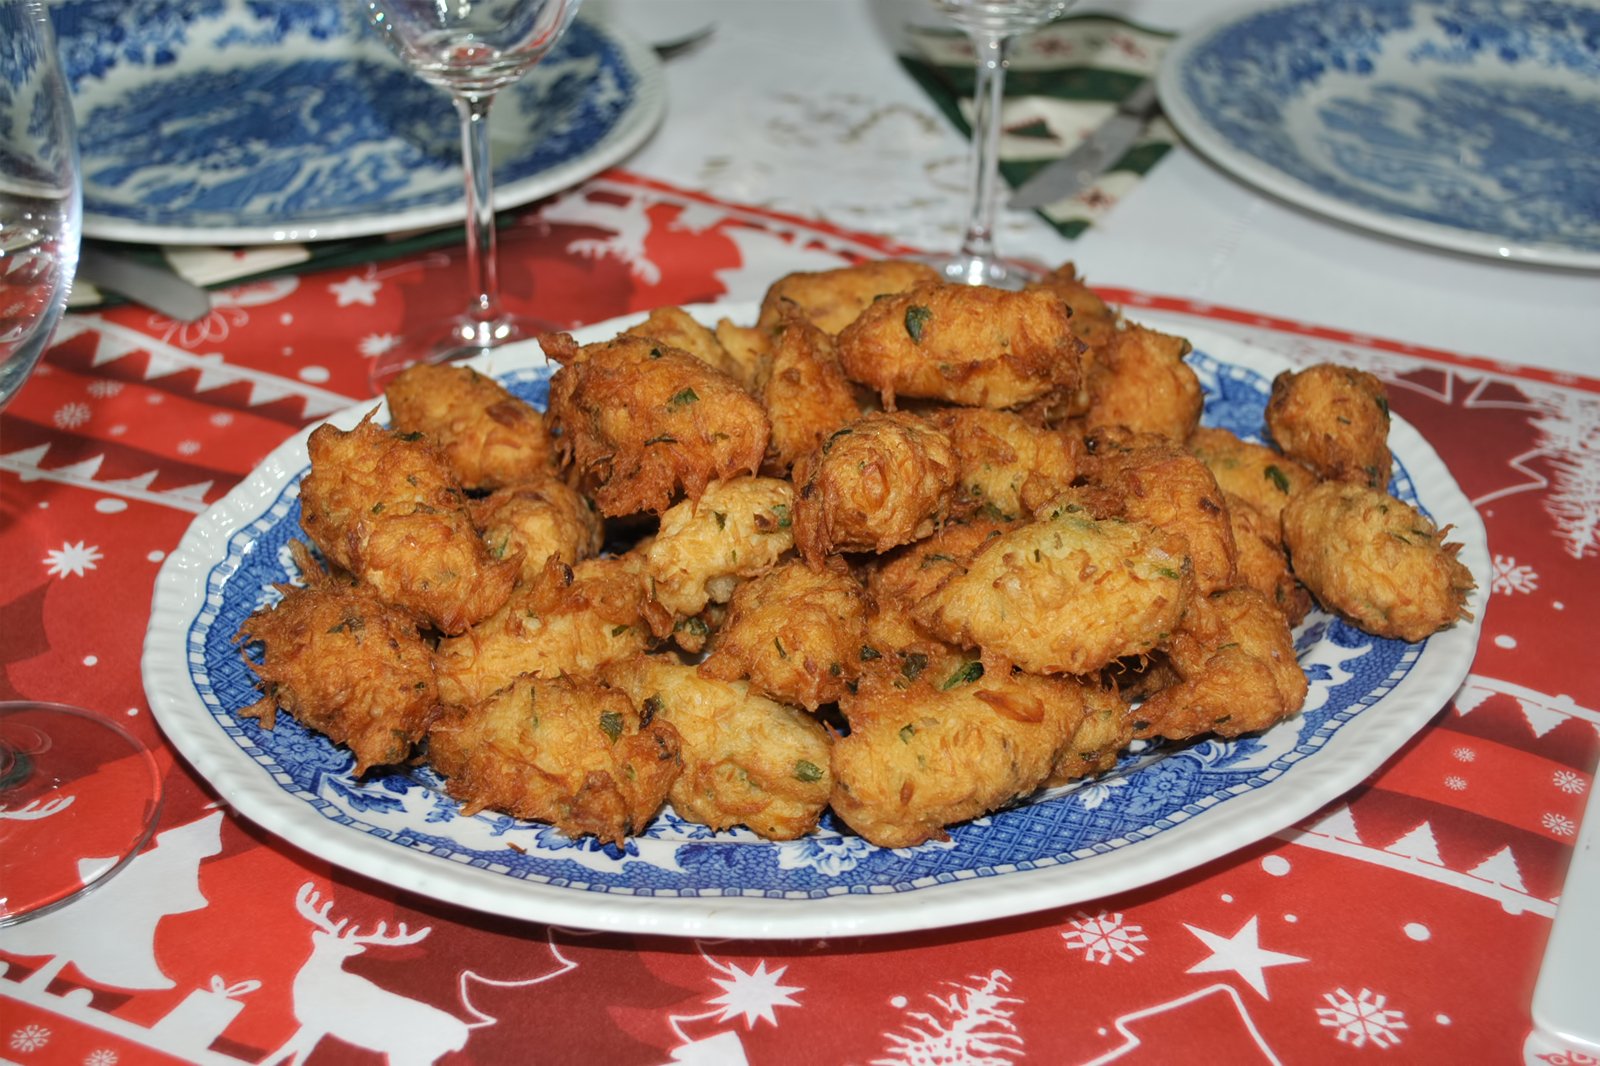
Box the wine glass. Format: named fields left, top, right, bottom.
left=354, top=0, right=584, bottom=389
left=924, top=0, right=1072, bottom=289
left=0, top=0, right=164, bottom=926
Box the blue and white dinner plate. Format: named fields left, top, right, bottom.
left=1158, top=0, right=1600, bottom=268
left=142, top=305, right=1488, bottom=939
left=51, top=1, right=664, bottom=245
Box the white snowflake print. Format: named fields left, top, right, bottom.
left=1542, top=812, right=1577, bottom=837
left=1553, top=770, right=1588, bottom=795
left=1061, top=911, right=1149, bottom=964
left=1490, top=554, right=1539, bottom=595
left=53, top=401, right=91, bottom=429
left=9, top=1023, right=51, bottom=1052
left=177, top=440, right=202, bottom=455
left=360, top=333, right=401, bottom=357
left=1444, top=776, right=1468, bottom=791
left=87, top=379, right=123, bottom=399
left=875, top=969, right=1023, bottom=1066
left=209, top=411, right=234, bottom=427
left=85, top=1051, right=119, bottom=1066
left=1452, top=746, right=1476, bottom=763
left=43, top=541, right=103, bottom=579
left=1316, top=987, right=1408, bottom=1049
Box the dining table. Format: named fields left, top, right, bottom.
left=2, top=0, right=1597, bottom=1063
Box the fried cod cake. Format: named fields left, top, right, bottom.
left=1281, top=480, right=1475, bottom=641
left=427, top=674, right=681, bottom=846
left=298, top=415, right=518, bottom=635
left=384, top=363, right=555, bottom=490
left=1265, top=362, right=1392, bottom=488
left=603, top=656, right=833, bottom=840
left=542, top=331, right=771, bottom=517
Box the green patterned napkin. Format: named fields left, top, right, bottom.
left=900, top=13, right=1176, bottom=239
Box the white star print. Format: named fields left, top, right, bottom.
left=706, top=960, right=803, bottom=1029
left=43, top=541, right=103, bottom=578
left=1184, top=916, right=1307, bottom=998
left=328, top=275, right=381, bottom=306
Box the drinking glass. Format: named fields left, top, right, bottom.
left=355, top=0, right=583, bottom=388
left=925, top=0, right=1072, bottom=288
left=1, top=0, right=164, bottom=926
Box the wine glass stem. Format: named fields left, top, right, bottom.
left=959, top=30, right=1012, bottom=265
left=455, top=90, right=503, bottom=327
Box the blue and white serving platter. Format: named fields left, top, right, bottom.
left=1158, top=0, right=1600, bottom=268
left=51, top=1, right=664, bottom=245
left=142, top=305, right=1488, bottom=939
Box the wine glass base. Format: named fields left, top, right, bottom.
left=917, top=252, right=1045, bottom=290
left=369, top=310, right=562, bottom=392
left=0, top=702, right=163, bottom=927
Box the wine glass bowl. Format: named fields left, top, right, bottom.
left=924, top=0, right=1071, bottom=288
left=1, top=1, right=164, bottom=927
left=0, top=0, right=82, bottom=408
left=355, top=0, right=583, bottom=388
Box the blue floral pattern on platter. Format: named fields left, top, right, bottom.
left=183, top=350, right=1430, bottom=899
left=1168, top=0, right=1600, bottom=263
left=49, top=0, right=652, bottom=242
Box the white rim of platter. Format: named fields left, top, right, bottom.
left=53, top=4, right=664, bottom=246
left=1157, top=0, right=1600, bottom=269
left=142, top=306, right=1489, bottom=939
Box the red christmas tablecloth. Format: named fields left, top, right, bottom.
left=2, top=173, right=1596, bottom=1066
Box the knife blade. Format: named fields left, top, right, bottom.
left=77, top=243, right=213, bottom=323
left=1008, top=79, right=1161, bottom=211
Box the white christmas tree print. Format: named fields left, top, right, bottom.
left=1528, top=389, right=1600, bottom=560
left=42, top=541, right=103, bottom=578
left=706, top=959, right=804, bottom=1028
left=874, top=969, right=1023, bottom=1066
left=1316, top=987, right=1408, bottom=1049
left=1061, top=911, right=1149, bottom=964
left=1490, top=554, right=1539, bottom=595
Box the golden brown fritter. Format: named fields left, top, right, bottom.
left=913, top=501, right=1191, bottom=676
left=645, top=476, right=796, bottom=622
left=1083, top=323, right=1201, bottom=441
left=863, top=516, right=1013, bottom=621
left=1281, top=481, right=1476, bottom=641
left=699, top=559, right=870, bottom=710
left=1188, top=425, right=1316, bottom=526
left=298, top=415, right=518, bottom=635
left=791, top=411, right=958, bottom=565
left=384, top=364, right=555, bottom=490
left=757, top=314, right=865, bottom=475
left=624, top=306, right=746, bottom=381
left=542, top=332, right=771, bottom=517
left=713, top=317, right=770, bottom=389
left=434, top=553, right=659, bottom=706
left=836, top=283, right=1084, bottom=409
left=427, top=674, right=681, bottom=846
left=1133, top=587, right=1309, bottom=742
left=1082, top=426, right=1237, bottom=595
left=1026, top=262, right=1120, bottom=352
left=757, top=259, right=941, bottom=335
left=470, top=476, right=603, bottom=585
left=1226, top=491, right=1312, bottom=626
left=1044, top=680, right=1141, bottom=785
left=237, top=564, right=438, bottom=774
left=924, top=407, right=1082, bottom=521
left=1265, top=362, right=1392, bottom=487
left=602, top=656, right=833, bottom=839
left=829, top=660, right=1088, bottom=848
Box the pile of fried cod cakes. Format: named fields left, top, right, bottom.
left=237, top=261, right=1476, bottom=849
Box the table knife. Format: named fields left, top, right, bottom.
left=77, top=244, right=212, bottom=323
left=1008, top=79, right=1161, bottom=211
